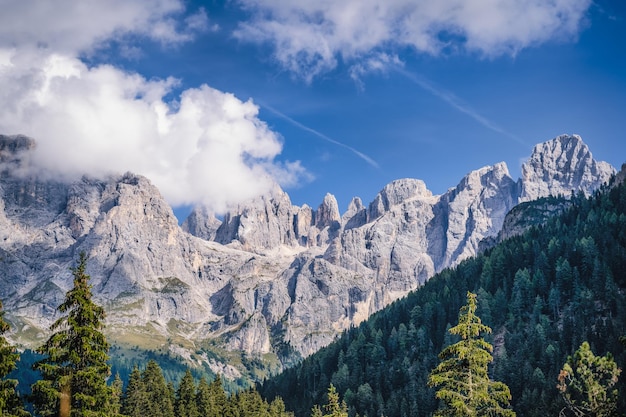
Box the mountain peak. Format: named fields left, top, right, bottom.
left=519, top=134, right=615, bottom=202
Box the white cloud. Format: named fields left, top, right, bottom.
left=0, top=0, right=208, bottom=55
left=0, top=1, right=306, bottom=213
left=0, top=52, right=304, bottom=212
left=235, top=0, right=592, bottom=80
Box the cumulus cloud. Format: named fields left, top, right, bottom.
left=0, top=52, right=304, bottom=212
left=235, top=0, right=592, bottom=80
left=0, top=0, right=306, bottom=213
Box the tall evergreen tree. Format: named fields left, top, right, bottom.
left=0, top=300, right=30, bottom=416
left=311, top=384, right=348, bottom=417
left=428, top=292, right=515, bottom=417
left=195, top=377, right=212, bottom=417
left=109, top=373, right=123, bottom=416
left=269, top=396, right=293, bottom=417
left=175, top=369, right=198, bottom=417
left=141, top=360, right=174, bottom=417
left=557, top=341, right=621, bottom=417
left=31, top=252, right=111, bottom=417
left=121, top=366, right=146, bottom=417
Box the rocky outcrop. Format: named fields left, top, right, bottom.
left=434, top=162, right=519, bottom=268
left=0, top=133, right=617, bottom=377
left=519, top=134, right=615, bottom=201
left=497, top=196, right=573, bottom=242
left=181, top=206, right=222, bottom=241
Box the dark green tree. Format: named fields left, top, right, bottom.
left=195, top=377, right=212, bottom=417
left=175, top=369, right=198, bottom=417
left=121, top=366, right=146, bottom=417
left=141, top=360, right=174, bottom=417
left=109, top=373, right=123, bottom=416
left=557, top=341, right=621, bottom=417
left=197, top=374, right=227, bottom=417
left=0, top=300, right=30, bottom=416
left=31, top=252, right=111, bottom=417
left=428, top=292, right=515, bottom=417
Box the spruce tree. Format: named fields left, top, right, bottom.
left=557, top=341, right=621, bottom=417
left=121, top=366, right=146, bottom=417
left=31, top=252, right=111, bottom=417
left=0, top=300, right=30, bottom=416
left=311, top=384, right=348, bottom=417
left=109, top=373, right=123, bottom=416
left=428, top=292, right=515, bottom=417
left=196, top=374, right=227, bottom=417
left=141, top=360, right=174, bottom=417
left=175, top=369, right=198, bottom=417
left=195, top=377, right=212, bottom=416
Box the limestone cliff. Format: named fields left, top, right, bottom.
left=0, top=133, right=616, bottom=377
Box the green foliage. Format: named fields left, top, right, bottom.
left=121, top=366, right=145, bottom=417
left=117, top=360, right=293, bottom=417
left=195, top=374, right=227, bottom=417
left=557, top=341, right=621, bottom=417
left=311, top=385, right=347, bottom=417
left=261, top=181, right=626, bottom=416
left=428, top=292, right=515, bottom=416
left=0, top=300, right=30, bottom=416
left=109, top=373, right=123, bottom=416
left=175, top=369, right=198, bottom=417
left=140, top=360, right=175, bottom=417
left=31, top=252, right=111, bottom=417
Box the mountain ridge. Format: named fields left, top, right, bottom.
left=0, top=132, right=616, bottom=382
left=259, top=166, right=626, bottom=417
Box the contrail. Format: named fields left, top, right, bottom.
left=261, top=103, right=380, bottom=169
left=396, top=68, right=526, bottom=146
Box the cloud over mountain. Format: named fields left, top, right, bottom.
left=0, top=0, right=306, bottom=213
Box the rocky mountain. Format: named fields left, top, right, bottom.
left=519, top=134, right=615, bottom=201
left=0, top=133, right=616, bottom=381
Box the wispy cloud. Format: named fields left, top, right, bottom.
left=396, top=68, right=526, bottom=146
left=261, top=103, right=380, bottom=169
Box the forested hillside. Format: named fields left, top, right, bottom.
left=260, top=178, right=626, bottom=417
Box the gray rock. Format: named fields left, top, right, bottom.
left=0, top=133, right=616, bottom=378
left=520, top=134, right=615, bottom=201
left=181, top=206, right=222, bottom=241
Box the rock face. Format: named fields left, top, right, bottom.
left=497, top=197, right=573, bottom=242
left=520, top=134, right=615, bottom=202
left=0, top=133, right=616, bottom=376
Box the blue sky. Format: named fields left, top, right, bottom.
left=1, top=0, right=625, bottom=219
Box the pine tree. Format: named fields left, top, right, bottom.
left=196, top=374, right=227, bottom=417
left=557, top=341, right=621, bottom=417
left=109, top=373, right=123, bottom=416
left=269, top=396, right=293, bottom=417
left=0, top=300, right=30, bottom=416
left=175, top=369, right=199, bottom=417
left=195, top=377, right=212, bottom=416
left=122, top=366, right=147, bottom=417
left=428, top=292, right=515, bottom=417
left=31, top=252, right=111, bottom=417
left=311, top=384, right=348, bottom=417
left=141, top=360, right=174, bottom=417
